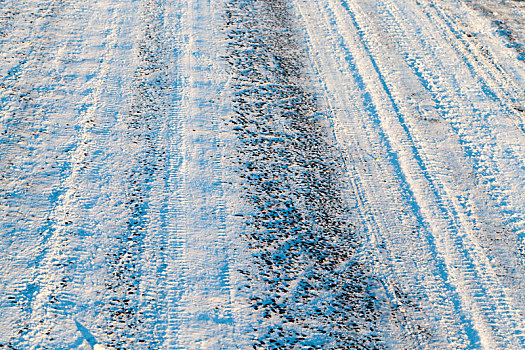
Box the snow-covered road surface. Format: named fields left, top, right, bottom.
left=1, top=0, right=524, bottom=349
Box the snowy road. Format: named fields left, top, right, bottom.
left=1, top=0, right=524, bottom=349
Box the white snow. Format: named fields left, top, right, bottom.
left=0, top=0, right=523, bottom=348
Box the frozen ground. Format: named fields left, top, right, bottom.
left=0, top=0, right=524, bottom=349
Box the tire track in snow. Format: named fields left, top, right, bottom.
left=225, top=0, right=384, bottom=348
left=349, top=0, right=525, bottom=347
left=419, top=0, right=525, bottom=122
left=101, top=0, right=177, bottom=348
left=294, top=0, right=525, bottom=347
left=167, top=0, right=237, bottom=347
left=408, top=0, right=525, bottom=252
left=294, top=0, right=465, bottom=347
left=16, top=1, right=142, bottom=348
left=0, top=0, right=116, bottom=347
left=1, top=0, right=234, bottom=347
left=1, top=0, right=180, bottom=347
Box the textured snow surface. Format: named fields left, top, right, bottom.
left=0, top=0, right=524, bottom=349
